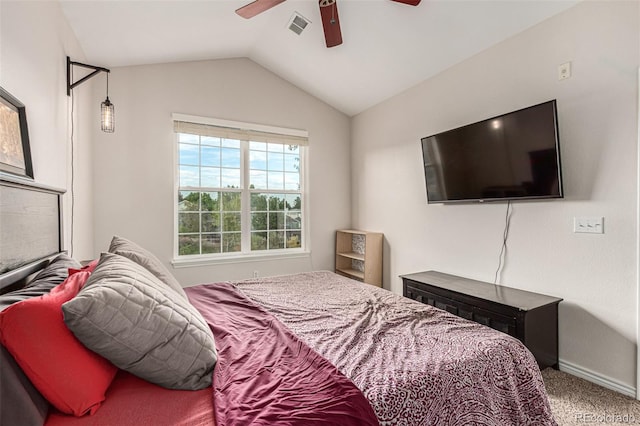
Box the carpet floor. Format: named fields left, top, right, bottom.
left=542, top=368, right=640, bottom=425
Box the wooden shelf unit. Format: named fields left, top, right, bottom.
left=335, top=230, right=383, bottom=287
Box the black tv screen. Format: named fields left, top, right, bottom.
left=421, top=100, right=563, bottom=203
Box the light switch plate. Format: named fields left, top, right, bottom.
left=574, top=216, right=604, bottom=234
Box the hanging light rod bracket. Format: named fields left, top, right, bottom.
left=66, top=56, right=110, bottom=96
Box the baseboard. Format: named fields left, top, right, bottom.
left=558, top=359, right=636, bottom=398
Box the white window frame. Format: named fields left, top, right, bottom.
left=171, top=113, right=310, bottom=267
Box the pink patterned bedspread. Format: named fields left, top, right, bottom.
left=232, top=271, right=557, bottom=426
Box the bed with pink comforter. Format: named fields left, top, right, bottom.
left=45, top=270, right=555, bottom=425
left=204, top=271, right=556, bottom=425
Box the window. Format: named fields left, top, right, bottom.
left=173, top=115, right=307, bottom=260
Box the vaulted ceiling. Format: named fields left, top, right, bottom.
left=60, top=0, right=579, bottom=116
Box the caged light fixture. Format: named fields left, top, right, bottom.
left=100, top=73, right=114, bottom=132
left=67, top=56, right=115, bottom=133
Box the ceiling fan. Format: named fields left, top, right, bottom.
left=235, top=0, right=421, bottom=48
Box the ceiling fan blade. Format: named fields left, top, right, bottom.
left=319, top=0, right=343, bottom=48
left=235, top=0, right=286, bottom=19
left=390, top=0, right=421, bottom=5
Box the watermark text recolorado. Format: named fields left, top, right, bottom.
left=575, top=413, right=635, bottom=423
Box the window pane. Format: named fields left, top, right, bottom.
left=267, top=152, right=284, bottom=171
left=286, top=231, right=302, bottom=248
left=269, top=212, right=285, bottom=230
left=269, top=194, right=285, bottom=210
left=222, top=192, right=241, bottom=211
left=201, top=192, right=219, bottom=211
left=202, top=212, right=220, bottom=232
left=222, top=213, right=241, bottom=232
left=179, top=143, right=199, bottom=166
left=284, top=154, right=299, bottom=172
left=284, top=172, right=299, bottom=190
left=267, top=143, right=284, bottom=153
left=178, top=133, right=199, bottom=144
left=251, top=193, right=268, bottom=211
left=179, top=191, right=199, bottom=211
left=251, top=212, right=267, bottom=231
left=250, top=170, right=267, bottom=189
left=250, top=141, right=266, bottom=151
left=180, top=165, right=200, bottom=187
left=268, top=172, right=284, bottom=190
left=202, top=234, right=221, bottom=254
left=250, top=150, right=267, bottom=170
left=176, top=128, right=305, bottom=258
left=285, top=194, right=301, bottom=210
left=179, top=213, right=199, bottom=233
left=268, top=231, right=285, bottom=249
left=286, top=211, right=302, bottom=230
left=222, top=139, right=240, bottom=149
left=222, top=233, right=241, bottom=253
left=201, top=136, right=220, bottom=146
left=201, top=146, right=220, bottom=167
left=179, top=235, right=200, bottom=255
left=221, top=148, right=241, bottom=168
left=201, top=167, right=220, bottom=188
left=221, top=168, right=241, bottom=188
left=251, top=232, right=267, bottom=251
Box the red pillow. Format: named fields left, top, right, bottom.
left=0, top=270, right=117, bottom=416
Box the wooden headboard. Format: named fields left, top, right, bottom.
left=0, top=174, right=65, bottom=294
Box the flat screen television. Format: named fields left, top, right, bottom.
left=421, top=100, right=563, bottom=203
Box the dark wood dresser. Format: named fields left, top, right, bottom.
left=401, top=270, right=562, bottom=369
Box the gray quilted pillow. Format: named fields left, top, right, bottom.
left=61, top=252, right=216, bottom=390
left=108, top=235, right=188, bottom=300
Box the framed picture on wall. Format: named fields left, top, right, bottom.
left=0, top=86, right=33, bottom=179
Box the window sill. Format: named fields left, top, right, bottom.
left=171, top=250, right=311, bottom=269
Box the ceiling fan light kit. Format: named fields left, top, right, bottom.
left=235, top=0, right=421, bottom=48
left=319, top=0, right=342, bottom=48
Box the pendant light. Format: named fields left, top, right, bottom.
left=101, top=73, right=115, bottom=133
left=67, top=56, right=115, bottom=133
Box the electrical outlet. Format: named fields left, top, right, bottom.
left=573, top=216, right=604, bottom=234
left=558, top=62, right=572, bottom=80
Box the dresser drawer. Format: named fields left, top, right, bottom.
left=406, top=283, right=516, bottom=337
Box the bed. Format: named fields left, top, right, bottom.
left=0, top=176, right=557, bottom=425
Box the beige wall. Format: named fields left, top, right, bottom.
left=91, top=58, right=351, bottom=285
left=351, top=0, right=639, bottom=392
left=0, top=1, right=94, bottom=259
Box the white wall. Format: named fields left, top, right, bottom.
left=352, top=1, right=639, bottom=391
left=0, top=1, right=94, bottom=259
left=91, top=58, right=351, bottom=285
